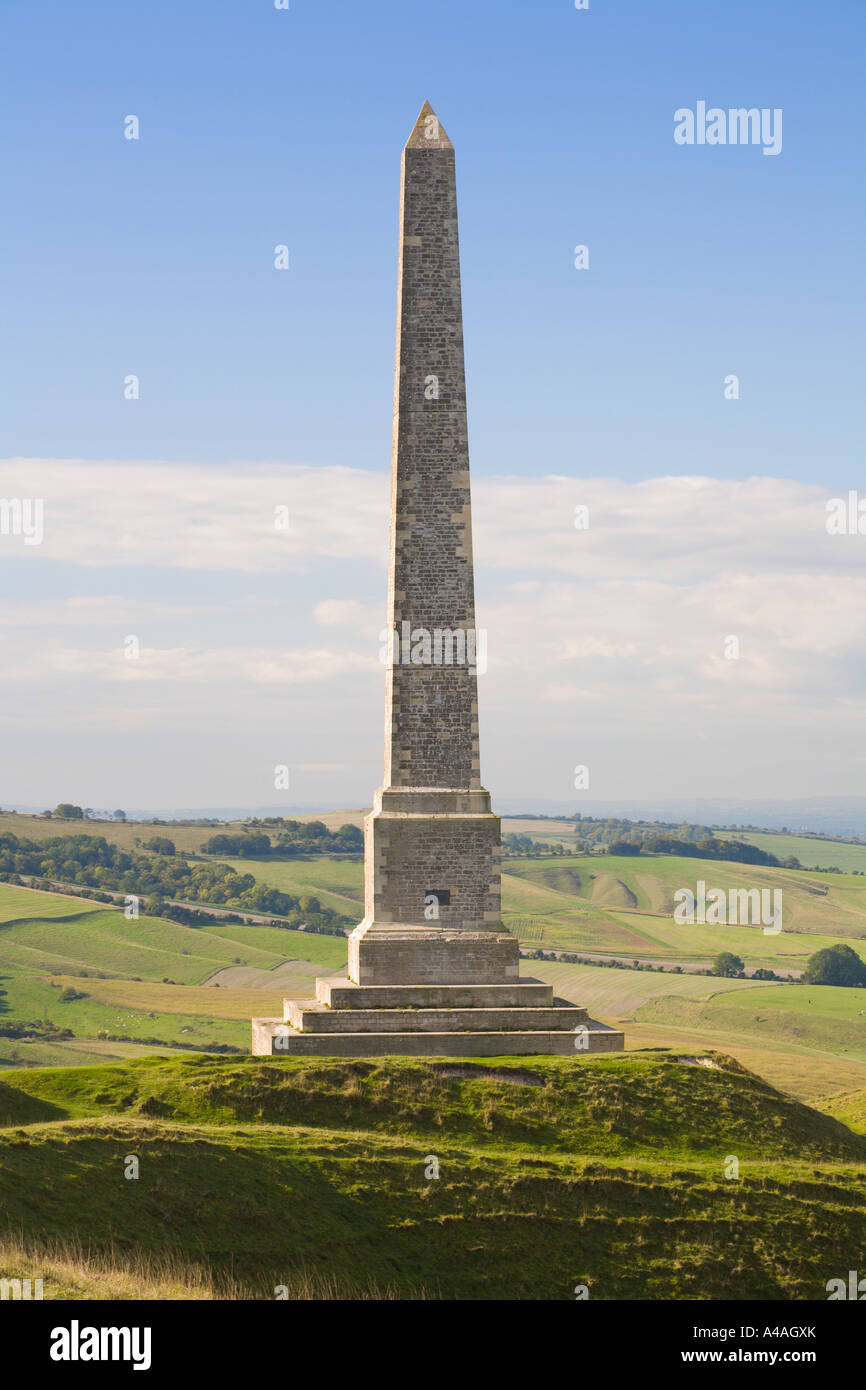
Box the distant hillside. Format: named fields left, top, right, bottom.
left=494, top=798, right=866, bottom=839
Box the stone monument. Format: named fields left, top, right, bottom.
left=252, top=104, right=624, bottom=1057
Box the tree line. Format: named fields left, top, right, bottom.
left=200, top=820, right=363, bottom=858
left=0, top=832, right=352, bottom=934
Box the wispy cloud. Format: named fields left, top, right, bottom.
left=1, top=459, right=862, bottom=803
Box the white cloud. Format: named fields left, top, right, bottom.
left=313, top=599, right=381, bottom=632
left=0, top=459, right=388, bottom=572
left=2, top=459, right=856, bottom=581
left=1, top=459, right=864, bottom=801
left=3, top=643, right=378, bottom=686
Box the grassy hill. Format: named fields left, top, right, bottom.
left=218, top=856, right=364, bottom=919
left=3, top=823, right=866, bottom=1120
left=221, top=847, right=866, bottom=971
left=732, top=831, right=866, bottom=874
left=1, top=1051, right=864, bottom=1300
left=536, top=960, right=866, bottom=1104
left=0, top=813, right=222, bottom=854
left=823, top=1088, right=866, bottom=1136
left=0, top=883, right=344, bottom=1066
left=498, top=854, right=866, bottom=984
left=505, top=852, right=866, bottom=937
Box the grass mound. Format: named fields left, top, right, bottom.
left=821, top=1087, right=866, bottom=1135
left=1, top=1052, right=864, bottom=1300
left=4, top=1051, right=863, bottom=1161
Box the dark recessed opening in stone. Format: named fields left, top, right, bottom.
left=426, top=889, right=450, bottom=905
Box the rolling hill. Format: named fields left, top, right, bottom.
left=0, top=883, right=343, bottom=1065
left=1, top=1051, right=864, bottom=1300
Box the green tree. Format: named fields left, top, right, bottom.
left=54, top=803, right=84, bottom=819
left=803, top=944, right=866, bottom=987
left=711, top=951, right=745, bottom=978
left=300, top=820, right=328, bottom=839
left=145, top=836, right=176, bottom=856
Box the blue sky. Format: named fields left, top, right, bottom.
left=3, top=0, right=863, bottom=481
left=1, top=0, right=864, bottom=812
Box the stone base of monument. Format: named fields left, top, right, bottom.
left=251, top=974, right=624, bottom=1057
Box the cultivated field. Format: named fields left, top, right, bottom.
left=533, top=960, right=866, bottom=1104
left=732, top=830, right=866, bottom=874
left=0, top=882, right=340, bottom=1064
left=222, top=847, right=866, bottom=970
left=3, top=816, right=866, bottom=1114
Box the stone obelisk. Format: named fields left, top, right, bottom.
left=252, top=105, right=623, bottom=1055
left=347, top=100, right=513, bottom=987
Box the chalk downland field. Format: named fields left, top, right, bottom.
left=3, top=820, right=866, bottom=1115
left=224, top=846, right=866, bottom=971
left=4, top=811, right=866, bottom=1301
left=731, top=831, right=866, bottom=875
left=533, top=960, right=866, bottom=1104
left=503, top=852, right=866, bottom=943
left=0, top=1051, right=864, bottom=1301
left=218, top=855, right=364, bottom=919
left=0, top=883, right=337, bottom=1064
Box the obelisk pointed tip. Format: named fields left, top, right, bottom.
left=405, top=101, right=453, bottom=150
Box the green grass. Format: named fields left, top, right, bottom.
left=531, top=960, right=764, bottom=1016
left=0, top=970, right=254, bottom=1052
left=500, top=854, right=866, bottom=969
left=636, top=983, right=866, bottom=1061
left=0, top=883, right=348, bottom=982
left=528, top=957, right=866, bottom=1103
left=0, top=884, right=298, bottom=981
left=0, top=883, right=351, bottom=1063
left=3, top=1051, right=861, bottom=1158
left=0, top=1051, right=864, bottom=1300
left=733, top=831, right=866, bottom=874
left=0, top=886, right=100, bottom=924
left=822, top=1088, right=866, bottom=1136
left=0, top=1036, right=187, bottom=1071
left=216, top=855, right=364, bottom=919
left=194, top=921, right=348, bottom=969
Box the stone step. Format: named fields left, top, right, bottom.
left=252, top=1017, right=624, bottom=1058
left=316, top=976, right=555, bottom=1010
left=285, top=999, right=589, bottom=1034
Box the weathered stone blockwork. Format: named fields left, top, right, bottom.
left=253, top=1017, right=625, bottom=1059
left=348, top=102, right=505, bottom=983
left=347, top=927, right=518, bottom=988
left=317, top=978, right=554, bottom=1009
left=251, top=104, right=624, bottom=1058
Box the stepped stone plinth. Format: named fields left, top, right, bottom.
left=316, top=977, right=555, bottom=1009
left=253, top=973, right=622, bottom=1057
left=285, top=988, right=589, bottom=1034
left=252, top=997, right=624, bottom=1058
left=251, top=103, right=624, bottom=1060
